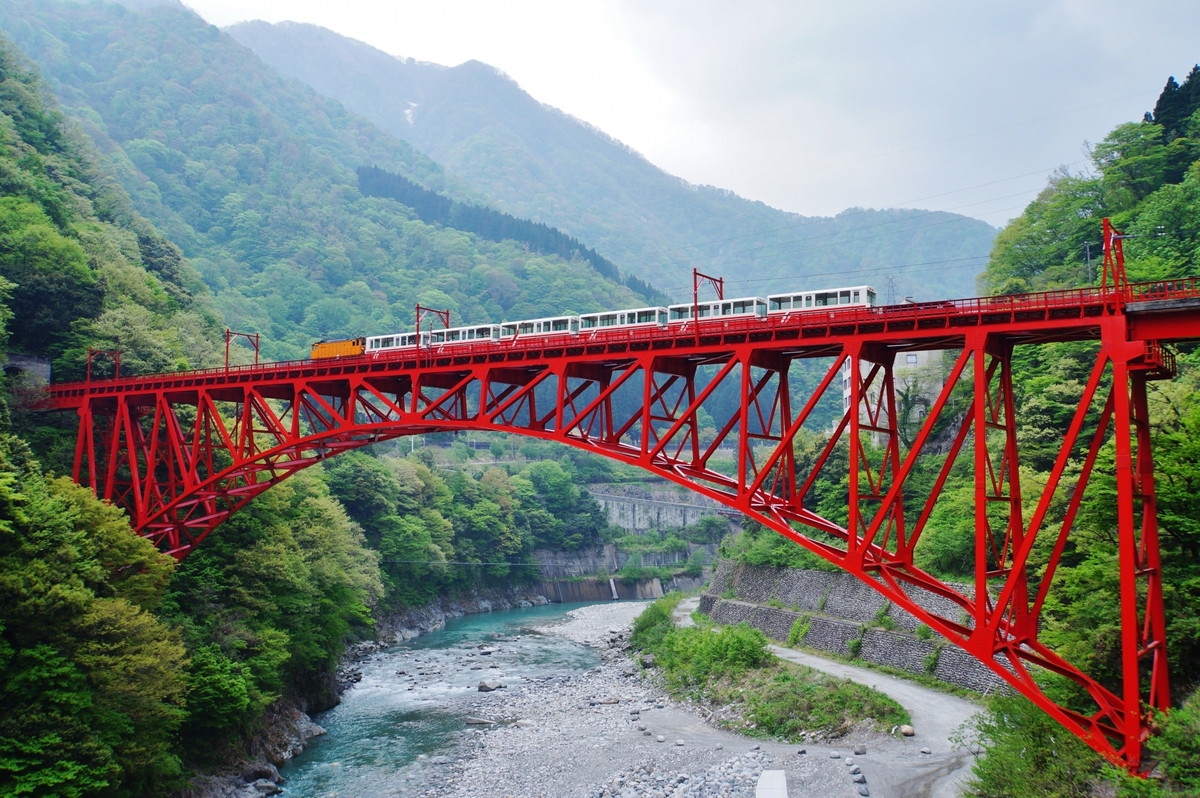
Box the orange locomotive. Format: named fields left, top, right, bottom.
left=310, top=337, right=365, bottom=359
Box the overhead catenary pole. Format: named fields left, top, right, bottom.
left=415, top=304, right=451, bottom=352
left=85, top=347, right=120, bottom=382
left=692, top=268, right=724, bottom=344
left=224, top=329, right=260, bottom=369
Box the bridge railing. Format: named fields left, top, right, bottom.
left=1125, top=276, right=1200, bottom=302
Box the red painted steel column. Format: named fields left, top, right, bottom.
left=1111, top=342, right=1143, bottom=765
left=846, top=340, right=863, bottom=556
left=1130, top=373, right=1171, bottom=719
left=970, top=332, right=991, bottom=641
left=1103, top=313, right=1170, bottom=768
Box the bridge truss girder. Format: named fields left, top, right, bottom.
left=68, top=314, right=1170, bottom=771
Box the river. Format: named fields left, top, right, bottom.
left=277, top=602, right=604, bottom=797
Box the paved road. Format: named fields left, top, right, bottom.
left=675, top=597, right=983, bottom=798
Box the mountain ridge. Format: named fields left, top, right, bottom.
left=226, top=19, right=997, bottom=301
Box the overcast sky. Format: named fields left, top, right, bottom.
left=181, top=0, right=1200, bottom=229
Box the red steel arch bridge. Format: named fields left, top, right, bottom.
left=44, top=223, right=1200, bottom=772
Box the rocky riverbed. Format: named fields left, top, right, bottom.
left=188, top=599, right=978, bottom=797
left=413, top=601, right=966, bottom=798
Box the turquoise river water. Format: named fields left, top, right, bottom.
left=278, top=602, right=607, bottom=797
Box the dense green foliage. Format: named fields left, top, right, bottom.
left=956, top=692, right=1105, bottom=798
left=323, top=448, right=618, bottom=609
left=0, top=22, right=388, bottom=790
left=0, top=36, right=219, bottom=382
left=629, top=595, right=909, bottom=741
left=163, top=470, right=382, bottom=744
left=983, top=67, right=1200, bottom=297
left=357, top=165, right=663, bottom=302
left=0, top=433, right=188, bottom=797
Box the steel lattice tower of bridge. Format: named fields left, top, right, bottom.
left=45, top=221, right=1200, bottom=772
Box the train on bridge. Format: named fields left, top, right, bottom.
left=311, top=285, right=878, bottom=359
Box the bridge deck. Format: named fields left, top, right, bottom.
left=45, top=281, right=1200, bottom=408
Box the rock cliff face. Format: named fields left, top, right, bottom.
left=373, top=586, right=551, bottom=643
left=702, top=560, right=1008, bottom=694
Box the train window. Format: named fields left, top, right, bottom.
left=867, top=289, right=877, bottom=305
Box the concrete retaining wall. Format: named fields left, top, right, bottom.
left=590, top=483, right=736, bottom=533
left=535, top=577, right=664, bottom=603
left=702, top=561, right=1006, bottom=694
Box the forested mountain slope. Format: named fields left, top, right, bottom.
left=227, top=20, right=998, bottom=302
left=0, top=0, right=651, bottom=362
left=0, top=34, right=221, bottom=393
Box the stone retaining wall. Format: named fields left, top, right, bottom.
left=702, top=561, right=1007, bottom=694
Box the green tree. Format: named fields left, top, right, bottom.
left=959, top=694, right=1102, bottom=797
left=0, top=437, right=187, bottom=797
left=0, top=197, right=101, bottom=354
left=1092, top=122, right=1169, bottom=211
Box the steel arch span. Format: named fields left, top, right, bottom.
left=47, top=280, right=1200, bottom=772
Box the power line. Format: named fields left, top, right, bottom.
left=381, top=559, right=546, bottom=567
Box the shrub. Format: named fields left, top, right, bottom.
left=787, top=615, right=812, bottom=647
left=957, top=694, right=1103, bottom=797
left=658, top=623, right=770, bottom=689
left=1145, top=688, right=1200, bottom=791
left=873, top=602, right=896, bottom=630
left=628, top=593, right=681, bottom=653
left=734, top=665, right=909, bottom=741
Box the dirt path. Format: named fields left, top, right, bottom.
left=675, top=597, right=983, bottom=798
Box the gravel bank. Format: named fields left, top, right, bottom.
left=415, top=601, right=963, bottom=798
